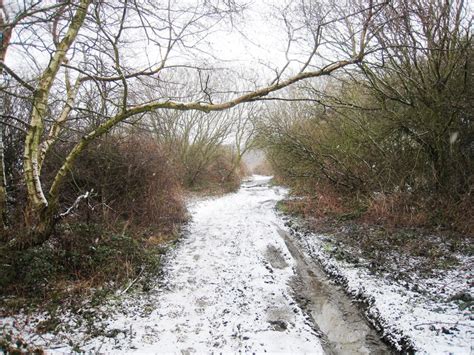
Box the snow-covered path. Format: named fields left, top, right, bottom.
left=3, top=175, right=470, bottom=353
left=2, top=175, right=393, bottom=353
left=94, top=175, right=325, bottom=353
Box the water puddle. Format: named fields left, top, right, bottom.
left=277, top=227, right=393, bottom=355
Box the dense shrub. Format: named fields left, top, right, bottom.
left=185, top=145, right=246, bottom=193
left=48, top=134, right=186, bottom=233
left=0, top=134, right=186, bottom=298
left=262, top=93, right=473, bottom=234
left=259, top=6, right=473, bottom=235
left=252, top=160, right=273, bottom=176
left=158, top=140, right=247, bottom=194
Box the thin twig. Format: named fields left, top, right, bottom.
left=120, top=267, right=145, bottom=295
left=59, top=190, right=92, bottom=218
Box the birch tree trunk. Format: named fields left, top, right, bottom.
left=0, top=125, right=6, bottom=229
left=22, top=0, right=91, bottom=240
left=0, top=0, right=11, bottom=229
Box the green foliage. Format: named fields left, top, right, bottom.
left=0, top=245, right=58, bottom=292
left=0, top=224, right=162, bottom=297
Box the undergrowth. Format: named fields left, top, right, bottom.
left=278, top=186, right=472, bottom=275
left=0, top=222, right=176, bottom=309
left=0, top=134, right=245, bottom=315
left=0, top=135, right=188, bottom=309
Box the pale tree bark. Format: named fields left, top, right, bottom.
left=0, top=1, right=69, bottom=230
left=1, top=1, right=83, bottom=230
left=0, top=0, right=10, bottom=228
left=38, top=70, right=81, bottom=171
left=0, top=123, right=6, bottom=229
left=22, top=0, right=91, bottom=228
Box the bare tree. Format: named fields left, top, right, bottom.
left=148, top=106, right=234, bottom=186
left=226, top=103, right=259, bottom=178
left=259, top=0, right=472, bottom=204
left=360, top=0, right=473, bottom=191
left=0, top=0, right=387, bottom=247
left=1, top=0, right=67, bottom=227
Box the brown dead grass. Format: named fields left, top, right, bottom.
left=280, top=185, right=472, bottom=275
left=282, top=179, right=473, bottom=237
left=362, top=192, right=429, bottom=229
left=284, top=182, right=356, bottom=219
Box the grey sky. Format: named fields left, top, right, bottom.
left=4, top=0, right=298, bottom=83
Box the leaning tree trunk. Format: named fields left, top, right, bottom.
left=21, top=0, right=91, bottom=247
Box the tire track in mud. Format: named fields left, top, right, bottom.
left=274, top=226, right=393, bottom=354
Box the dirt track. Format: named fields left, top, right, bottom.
left=2, top=176, right=392, bottom=354
left=81, top=175, right=390, bottom=353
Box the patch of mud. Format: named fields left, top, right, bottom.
left=277, top=227, right=393, bottom=355
left=264, top=245, right=289, bottom=269
left=282, top=211, right=474, bottom=354
left=268, top=320, right=288, bottom=331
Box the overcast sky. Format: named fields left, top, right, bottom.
left=4, top=0, right=301, bottom=83
left=207, top=1, right=290, bottom=68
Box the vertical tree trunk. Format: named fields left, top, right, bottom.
left=0, top=124, right=7, bottom=229
left=0, top=0, right=12, bottom=230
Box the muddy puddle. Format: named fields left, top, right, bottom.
left=276, top=227, right=393, bottom=355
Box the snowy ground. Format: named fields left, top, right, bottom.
left=1, top=175, right=471, bottom=354
left=1, top=176, right=326, bottom=353
left=284, top=221, right=473, bottom=354
left=87, top=175, right=324, bottom=353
